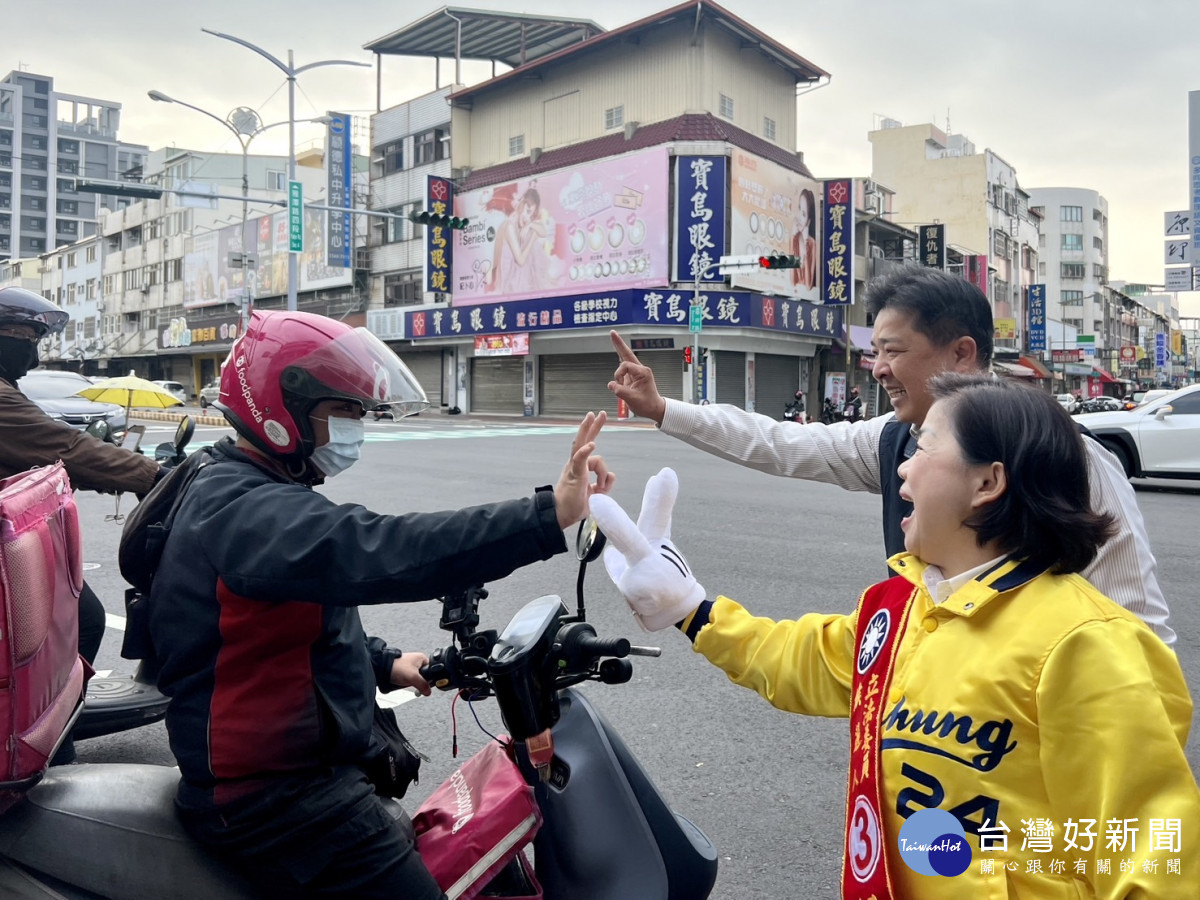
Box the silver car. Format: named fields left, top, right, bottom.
left=18, top=369, right=128, bottom=436
left=198, top=379, right=222, bottom=408
left=153, top=380, right=189, bottom=405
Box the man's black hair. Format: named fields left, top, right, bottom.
left=864, top=266, right=993, bottom=367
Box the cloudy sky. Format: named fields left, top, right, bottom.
left=14, top=0, right=1200, bottom=315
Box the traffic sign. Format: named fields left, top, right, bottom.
left=288, top=181, right=304, bottom=253
left=689, top=304, right=703, bottom=333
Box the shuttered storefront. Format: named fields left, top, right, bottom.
left=713, top=350, right=746, bottom=407
left=754, top=353, right=800, bottom=420
left=539, top=350, right=683, bottom=417
left=470, top=357, right=524, bottom=413
left=395, top=350, right=442, bottom=409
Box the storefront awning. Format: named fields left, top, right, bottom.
left=1091, top=364, right=1118, bottom=384
left=1017, top=355, right=1051, bottom=378
left=993, top=361, right=1035, bottom=378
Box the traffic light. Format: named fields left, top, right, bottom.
left=409, top=209, right=470, bottom=229
left=758, top=254, right=802, bottom=269
left=73, top=178, right=164, bottom=200
left=682, top=346, right=693, bottom=367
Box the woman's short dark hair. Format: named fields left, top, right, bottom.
left=927, top=373, right=1115, bottom=575
left=865, top=266, right=993, bottom=367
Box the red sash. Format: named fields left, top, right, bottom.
left=841, top=577, right=918, bottom=900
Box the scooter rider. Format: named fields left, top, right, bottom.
left=0, top=286, right=163, bottom=765
left=149, top=310, right=613, bottom=899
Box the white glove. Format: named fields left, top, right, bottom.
left=589, top=467, right=705, bottom=632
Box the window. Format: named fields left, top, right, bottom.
left=1038, top=262, right=1046, bottom=276
left=763, top=117, right=776, bottom=141
left=604, top=106, right=624, bottom=130
left=86, top=245, right=97, bottom=263
left=86, top=278, right=96, bottom=300
left=993, top=230, right=1010, bottom=257
left=383, top=270, right=423, bottom=307
left=508, top=134, right=525, bottom=157
left=267, top=170, right=286, bottom=191
left=382, top=205, right=415, bottom=244
left=122, top=269, right=143, bottom=291
left=1093, top=208, right=1104, bottom=223
left=67, top=252, right=77, bottom=268
left=1063, top=318, right=1083, bottom=330
left=58, top=139, right=79, bottom=154
left=1061, top=234, right=1083, bottom=251
left=1093, top=263, right=1106, bottom=281
left=718, top=93, right=734, bottom=119
left=1093, top=236, right=1103, bottom=251
left=1061, top=263, right=1085, bottom=279
left=1061, top=290, right=1084, bottom=305
left=415, top=129, right=446, bottom=166
left=57, top=160, right=78, bottom=175
left=1060, top=206, right=1083, bottom=222
left=166, top=258, right=183, bottom=282
left=376, top=141, right=403, bottom=175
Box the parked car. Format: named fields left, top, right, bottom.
left=17, top=369, right=128, bottom=437
left=1075, top=383, right=1200, bottom=479
left=1131, top=388, right=1172, bottom=408
left=198, top=379, right=221, bottom=408
left=152, top=380, right=188, bottom=405
left=1054, top=393, right=1079, bottom=414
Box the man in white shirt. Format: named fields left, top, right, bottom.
left=607, top=265, right=1174, bottom=645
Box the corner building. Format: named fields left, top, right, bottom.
left=365, top=1, right=845, bottom=417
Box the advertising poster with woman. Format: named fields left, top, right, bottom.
left=450, top=147, right=669, bottom=305
left=729, top=150, right=822, bottom=301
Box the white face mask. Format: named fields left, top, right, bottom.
left=310, top=415, right=365, bottom=478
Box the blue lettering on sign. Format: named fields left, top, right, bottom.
left=881, top=696, right=1017, bottom=772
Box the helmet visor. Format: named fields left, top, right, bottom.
left=284, top=327, right=430, bottom=417
left=0, top=290, right=69, bottom=336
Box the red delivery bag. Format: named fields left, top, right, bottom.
left=414, top=739, right=542, bottom=900
left=0, top=462, right=89, bottom=813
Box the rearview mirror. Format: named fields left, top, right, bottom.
left=174, top=415, right=195, bottom=450
left=575, top=516, right=608, bottom=563
left=1154, top=405, right=1173, bottom=421
left=85, top=419, right=112, bottom=442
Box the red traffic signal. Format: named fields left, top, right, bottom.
left=759, top=254, right=802, bottom=269
left=682, top=346, right=693, bottom=366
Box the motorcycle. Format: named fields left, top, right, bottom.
left=71, top=417, right=194, bottom=742
left=819, top=398, right=837, bottom=425
left=0, top=517, right=718, bottom=899
left=783, top=401, right=805, bottom=423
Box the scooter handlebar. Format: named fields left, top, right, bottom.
left=572, top=633, right=630, bottom=659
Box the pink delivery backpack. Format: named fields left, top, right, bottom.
left=0, top=462, right=89, bottom=812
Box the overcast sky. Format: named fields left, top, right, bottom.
left=14, top=0, right=1200, bottom=316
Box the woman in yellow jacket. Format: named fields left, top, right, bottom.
left=591, top=372, right=1199, bottom=899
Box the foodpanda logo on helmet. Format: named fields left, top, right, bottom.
left=234, top=353, right=264, bottom=424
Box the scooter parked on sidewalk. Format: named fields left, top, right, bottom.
left=71, top=418, right=194, bottom=741
left=0, top=517, right=717, bottom=899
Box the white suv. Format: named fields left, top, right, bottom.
left=1075, top=384, right=1200, bottom=479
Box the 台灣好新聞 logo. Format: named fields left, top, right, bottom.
left=897, top=808, right=972, bottom=877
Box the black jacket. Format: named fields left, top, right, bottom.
left=151, top=439, right=566, bottom=805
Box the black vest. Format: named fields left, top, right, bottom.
left=878, top=419, right=915, bottom=558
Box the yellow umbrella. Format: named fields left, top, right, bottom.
left=75, top=374, right=184, bottom=420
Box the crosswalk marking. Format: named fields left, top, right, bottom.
left=364, top=425, right=584, bottom=442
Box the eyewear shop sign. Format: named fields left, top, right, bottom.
left=405, top=289, right=841, bottom=342
left=158, top=315, right=242, bottom=350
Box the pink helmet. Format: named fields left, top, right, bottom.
left=215, top=310, right=428, bottom=461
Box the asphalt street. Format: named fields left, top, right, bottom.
left=74, top=411, right=1200, bottom=899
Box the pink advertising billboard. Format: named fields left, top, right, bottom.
left=450, top=147, right=669, bottom=305
left=729, top=150, right=822, bottom=302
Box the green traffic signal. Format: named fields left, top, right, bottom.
left=408, top=209, right=470, bottom=229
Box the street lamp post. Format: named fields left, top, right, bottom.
left=200, top=28, right=369, bottom=311
left=149, top=90, right=332, bottom=321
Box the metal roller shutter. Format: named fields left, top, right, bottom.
left=538, top=350, right=684, bottom=417
left=394, top=351, right=442, bottom=408
left=755, top=353, right=799, bottom=420
left=471, top=357, right=524, bottom=413
left=714, top=350, right=745, bottom=407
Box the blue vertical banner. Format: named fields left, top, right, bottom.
left=674, top=156, right=726, bottom=284
left=425, top=175, right=454, bottom=294
left=325, top=113, right=353, bottom=268
left=1026, top=284, right=1046, bottom=352
left=821, top=179, right=854, bottom=305
left=1155, top=331, right=1168, bottom=368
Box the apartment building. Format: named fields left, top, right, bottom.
left=0, top=70, right=147, bottom=260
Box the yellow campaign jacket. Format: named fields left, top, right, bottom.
left=691, top=554, right=1200, bottom=899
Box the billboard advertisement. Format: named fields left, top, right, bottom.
left=728, top=150, right=821, bottom=301
left=325, top=113, right=353, bottom=268
left=183, top=209, right=352, bottom=310
left=450, top=146, right=669, bottom=305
